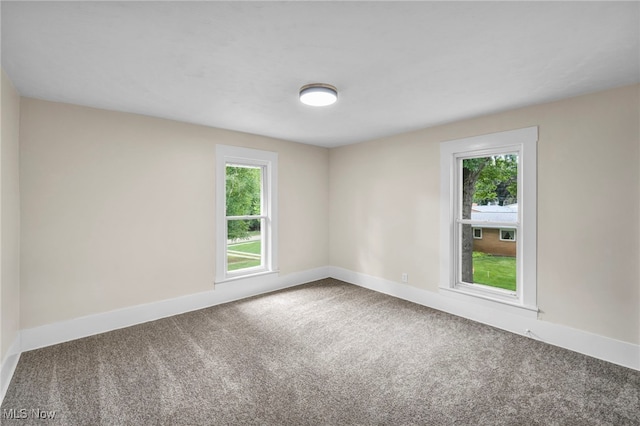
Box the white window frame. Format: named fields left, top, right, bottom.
left=215, top=145, right=278, bottom=283
left=499, top=228, right=516, bottom=242
left=440, top=126, right=537, bottom=314
left=473, top=227, right=483, bottom=239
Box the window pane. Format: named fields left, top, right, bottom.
left=226, top=165, right=262, bottom=216
left=227, top=219, right=262, bottom=272
left=460, top=224, right=517, bottom=292
left=461, top=154, right=518, bottom=219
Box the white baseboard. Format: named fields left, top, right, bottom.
left=1, top=336, right=21, bottom=405
left=328, top=266, right=640, bottom=371
left=20, top=266, right=330, bottom=353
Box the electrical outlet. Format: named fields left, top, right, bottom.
left=401, top=273, right=408, bottom=283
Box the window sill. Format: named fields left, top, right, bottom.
left=440, top=286, right=538, bottom=318
left=214, top=270, right=280, bottom=287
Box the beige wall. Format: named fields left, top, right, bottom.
left=15, top=84, right=640, bottom=346
left=1, top=69, right=21, bottom=361
left=19, top=99, right=329, bottom=328
left=330, top=84, right=640, bottom=344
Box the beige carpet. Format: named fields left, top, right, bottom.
left=2, top=278, right=639, bottom=425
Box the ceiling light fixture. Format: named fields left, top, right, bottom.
left=299, top=83, right=338, bottom=107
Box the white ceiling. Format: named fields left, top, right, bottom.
left=2, top=2, right=638, bottom=148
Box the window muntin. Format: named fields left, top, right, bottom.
left=440, top=126, right=537, bottom=311
left=215, top=145, right=278, bottom=283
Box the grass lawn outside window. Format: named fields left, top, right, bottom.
left=472, top=252, right=516, bottom=291
left=227, top=240, right=261, bottom=271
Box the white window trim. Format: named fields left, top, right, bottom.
left=440, top=126, right=538, bottom=314
left=499, top=228, right=516, bottom=242
left=215, top=145, right=278, bottom=284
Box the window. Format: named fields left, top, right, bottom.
left=440, top=127, right=537, bottom=311
left=216, top=145, right=278, bottom=283
left=473, top=228, right=483, bottom=239
left=500, top=229, right=516, bottom=241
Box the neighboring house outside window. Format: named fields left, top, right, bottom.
left=471, top=204, right=517, bottom=256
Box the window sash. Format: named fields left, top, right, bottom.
left=226, top=215, right=268, bottom=220
left=457, top=219, right=519, bottom=227
left=225, top=163, right=265, bottom=217
left=225, top=217, right=266, bottom=276
left=453, top=224, right=520, bottom=296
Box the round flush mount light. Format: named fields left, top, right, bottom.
left=299, top=83, right=338, bottom=107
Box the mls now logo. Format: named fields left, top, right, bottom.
left=3, top=408, right=56, bottom=419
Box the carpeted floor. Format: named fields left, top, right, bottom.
left=2, top=278, right=639, bottom=425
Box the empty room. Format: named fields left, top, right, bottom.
left=1, top=1, right=639, bottom=424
